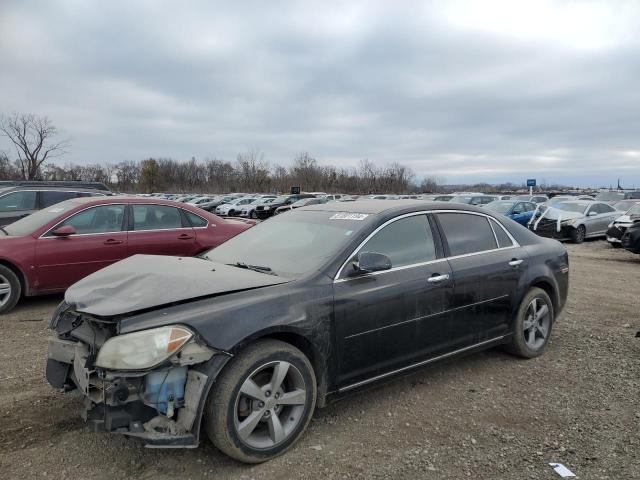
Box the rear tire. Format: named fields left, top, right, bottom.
left=0, top=265, right=21, bottom=315
left=205, top=340, right=317, bottom=463
left=506, top=287, right=554, bottom=358
left=570, top=225, right=586, bottom=243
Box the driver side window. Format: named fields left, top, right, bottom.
left=353, top=215, right=436, bottom=269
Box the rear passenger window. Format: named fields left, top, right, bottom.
left=355, top=215, right=436, bottom=268
left=184, top=210, right=208, bottom=227
left=490, top=219, right=514, bottom=248
left=132, top=205, right=183, bottom=230
left=437, top=213, right=497, bottom=256
left=40, top=191, right=77, bottom=208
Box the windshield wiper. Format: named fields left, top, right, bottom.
left=0, top=226, right=8, bottom=236
left=231, top=262, right=277, bottom=276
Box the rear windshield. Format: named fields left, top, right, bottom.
left=485, top=201, right=513, bottom=213
left=3, top=200, right=80, bottom=236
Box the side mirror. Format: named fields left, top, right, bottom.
left=353, top=251, right=392, bottom=274
left=52, top=225, right=76, bottom=236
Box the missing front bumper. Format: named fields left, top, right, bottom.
left=46, top=336, right=214, bottom=448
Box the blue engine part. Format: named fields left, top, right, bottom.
left=144, top=366, right=188, bottom=415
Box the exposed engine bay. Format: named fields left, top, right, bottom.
left=46, top=302, right=227, bottom=447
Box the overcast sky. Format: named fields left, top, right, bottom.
left=1, top=0, right=639, bottom=187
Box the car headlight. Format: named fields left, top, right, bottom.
left=608, top=222, right=614, bottom=228
left=95, top=326, right=193, bottom=370
left=560, top=219, right=576, bottom=226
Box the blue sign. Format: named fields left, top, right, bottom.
left=526, top=179, right=536, bottom=187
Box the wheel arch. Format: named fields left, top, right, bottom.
left=0, top=258, right=29, bottom=297
left=230, top=328, right=329, bottom=407
left=529, top=277, right=558, bottom=315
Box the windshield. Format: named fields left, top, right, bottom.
left=627, top=203, right=640, bottom=215
left=485, top=201, right=514, bottom=213
left=554, top=202, right=588, bottom=214
left=203, top=210, right=372, bottom=278
left=548, top=197, right=571, bottom=205
left=4, top=200, right=80, bottom=236
left=613, top=200, right=638, bottom=211
left=595, top=192, right=624, bottom=201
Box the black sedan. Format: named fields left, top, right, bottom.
left=46, top=201, right=569, bottom=463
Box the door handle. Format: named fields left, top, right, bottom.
left=509, top=259, right=524, bottom=267
left=427, top=274, right=450, bottom=284
left=178, top=234, right=194, bottom=240
left=103, top=239, right=123, bottom=245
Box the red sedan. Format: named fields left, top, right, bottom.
left=0, top=196, right=254, bottom=313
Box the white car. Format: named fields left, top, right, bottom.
left=607, top=202, right=640, bottom=246
left=239, top=198, right=275, bottom=218
left=215, top=197, right=259, bottom=216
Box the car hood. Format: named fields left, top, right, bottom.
left=65, top=254, right=290, bottom=317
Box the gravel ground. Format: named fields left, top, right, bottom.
left=1, top=239, right=638, bottom=479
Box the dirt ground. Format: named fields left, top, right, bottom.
left=1, top=239, right=638, bottom=479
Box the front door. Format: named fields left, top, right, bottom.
left=334, top=214, right=454, bottom=386
left=127, top=204, right=198, bottom=257
left=35, top=204, right=127, bottom=292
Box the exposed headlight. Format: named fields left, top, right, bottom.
left=95, top=326, right=193, bottom=370
left=560, top=219, right=576, bottom=226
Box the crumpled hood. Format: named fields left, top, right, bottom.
left=65, top=254, right=290, bottom=317
left=537, top=207, right=583, bottom=221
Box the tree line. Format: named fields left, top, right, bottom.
left=0, top=112, right=426, bottom=194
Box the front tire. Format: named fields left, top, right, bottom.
left=250, top=211, right=257, bottom=219
left=205, top=340, right=317, bottom=463
left=506, top=287, right=554, bottom=358
left=570, top=225, right=586, bottom=243
left=0, top=265, right=21, bottom=314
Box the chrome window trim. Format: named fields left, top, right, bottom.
left=39, top=203, right=128, bottom=238
left=338, top=334, right=507, bottom=393
left=334, top=209, right=520, bottom=282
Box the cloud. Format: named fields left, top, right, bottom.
left=1, top=0, right=639, bottom=187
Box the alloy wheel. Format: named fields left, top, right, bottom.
left=233, top=361, right=307, bottom=449
left=523, top=297, right=551, bottom=350
left=0, top=273, right=12, bottom=308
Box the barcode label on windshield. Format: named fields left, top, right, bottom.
left=330, top=213, right=369, bottom=220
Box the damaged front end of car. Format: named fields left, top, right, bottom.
left=45, top=302, right=231, bottom=447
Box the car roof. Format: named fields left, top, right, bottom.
left=299, top=199, right=491, bottom=215
left=0, top=185, right=107, bottom=193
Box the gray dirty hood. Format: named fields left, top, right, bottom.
left=65, top=255, right=290, bottom=317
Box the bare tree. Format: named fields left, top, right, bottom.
left=0, top=113, right=70, bottom=180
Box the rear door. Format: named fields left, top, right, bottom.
left=127, top=203, right=198, bottom=257
left=334, top=213, right=455, bottom=386
left=435, top=212, right=527, bottom=344
left=0, top=190, right=37, bottom=225
left=34, top=204, right=128, bottom=291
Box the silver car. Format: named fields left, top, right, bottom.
left=528, top=200, right=623, bottom=243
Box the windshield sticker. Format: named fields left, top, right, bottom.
left=330, top=213, right=369, bottom=221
